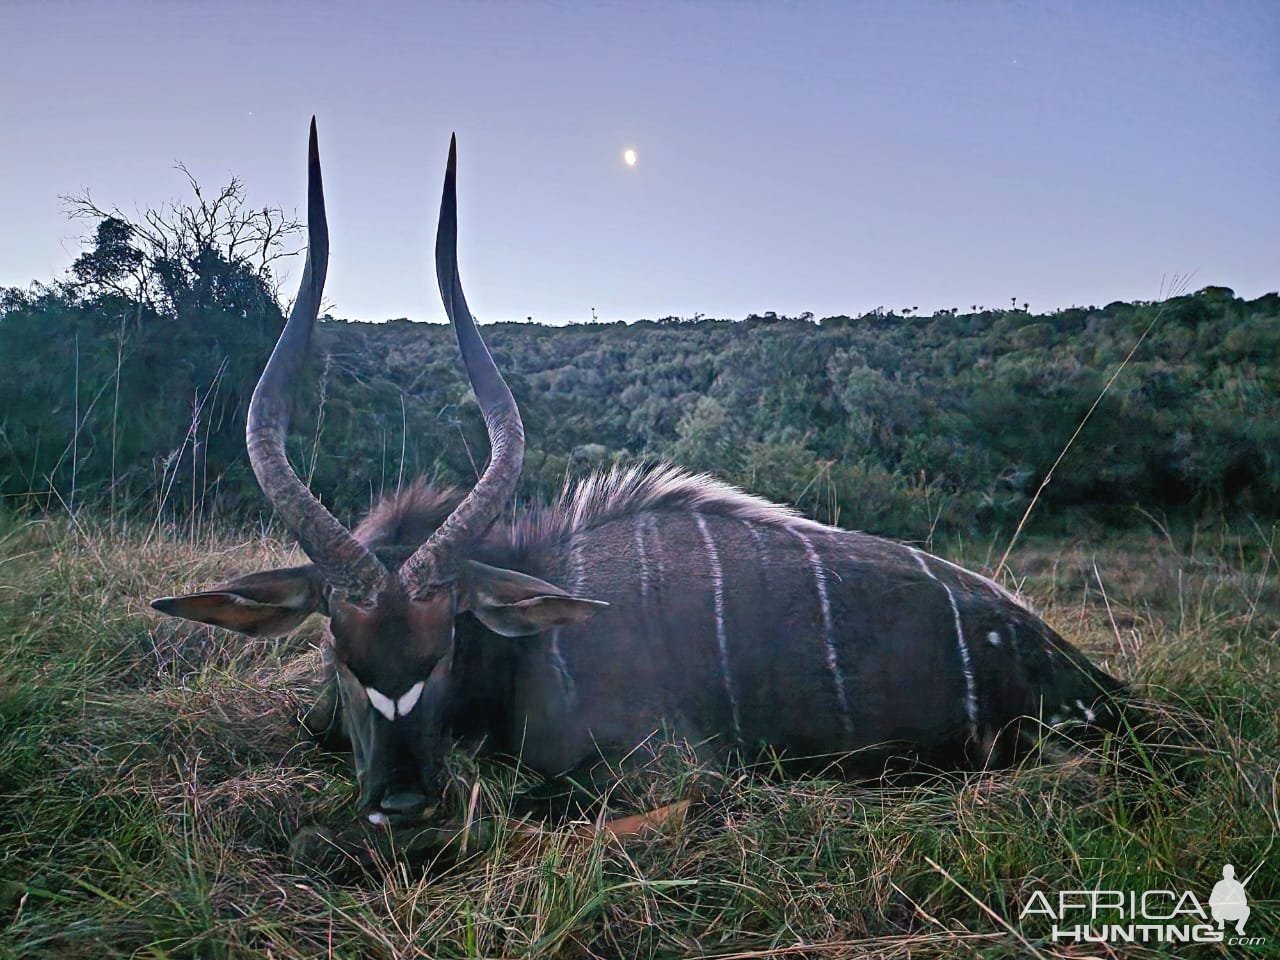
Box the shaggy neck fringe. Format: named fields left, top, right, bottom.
left=356, top=462, right=824, bottom=555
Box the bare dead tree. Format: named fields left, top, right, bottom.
left=63, top=164, right=303, bottom=314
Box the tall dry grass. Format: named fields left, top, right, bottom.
left=0, top=513, right=1276, bottom=958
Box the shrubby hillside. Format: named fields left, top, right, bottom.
left=1, top=189, right=1276, bottom=540
left=307, top=288, right=1279, bottom=538
left=2, top=168, right=1278, bottom=960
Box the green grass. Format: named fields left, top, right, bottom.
left=0, top=514, right=1276, bottom=958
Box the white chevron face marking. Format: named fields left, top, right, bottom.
left=987, top=630, right=1002, bottom=647
left=396, top=681, right=425, bottom=717
left=365, top=682, right=425, bottom=721
left=365, top=686, right=396, bottom=721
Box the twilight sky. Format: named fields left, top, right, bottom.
left=2, top=1, right=1276, bottom=324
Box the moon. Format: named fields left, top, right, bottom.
left=623, top=148, right=637, bottom=167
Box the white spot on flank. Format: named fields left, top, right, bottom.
left=365, top=686, right=396, bottom=722
left=1075, top=698, right=1097, bottom=723
left=367, top=811, right=388, bottom=826
left=695, top=512, right=741, bottom=742
left=792, top=529, right=853, bottom=735
left=396, top=681, right=425, bottom=717
left=987, top=630, right=1002, bottom=647
left=910, top=549, right=980, bottom=742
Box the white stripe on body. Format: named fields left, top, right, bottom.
left=927, top=552, right=1025, bottom=609
left=790, top=528, right=854, bottom=735
left=743, top=520, right=770, bottom=567
left=548, top=535, right=585, bottom=701
left=634, top=514, right=652, bottom=604
left=694, top=512, right=742, bottom=743
left=910, top=548, right=980, bottom=741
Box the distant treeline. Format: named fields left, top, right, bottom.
left=1, top=199, right=1276, bottom=540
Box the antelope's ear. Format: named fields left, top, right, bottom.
left=151, top=565, right=324, bottom=637
left=461, top=560, right=608, bottom=638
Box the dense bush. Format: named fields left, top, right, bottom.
left=2, top=191, right=1276, bottom=540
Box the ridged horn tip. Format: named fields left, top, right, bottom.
left=307, top=118, right=319, bottom=180
left=306, top=121, right=326, bottom=246
left=400, top=131, right=525, bottom=596
left=440, top=135, right=458, bottom=245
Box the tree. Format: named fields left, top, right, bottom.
left=1, top=168, right=303, bottom=516
left=64, top=166, right=300, bottom=318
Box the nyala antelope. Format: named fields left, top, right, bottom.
left=152, top=121, right=1125, bottom=825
